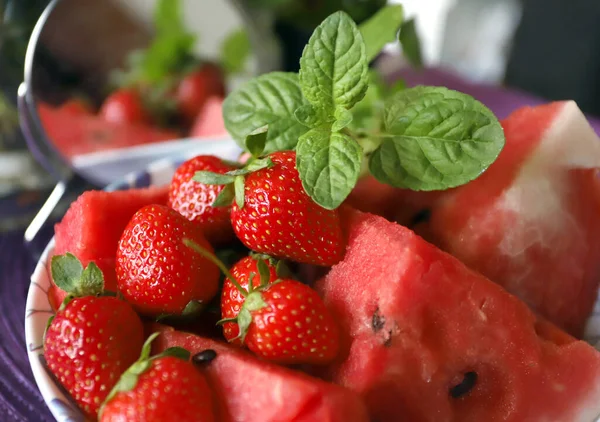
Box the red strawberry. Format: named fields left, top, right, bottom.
left=99, top=334, right=215, bottom=422
left=221, top=255, right=278, bottom=344
left=100, top=89, right=149, bottom=125
left=184, top=240, right=340, bottom=365
left=116, top=204, right=219, bottom=317
left=231, top=151, right=345, bottom=266
left=44, top=254, right=144, bottom=419
left=176, top=63, right=225, bottom=123
left=242, top=280, right=340, bottom=364
left=168, top=155, right=236, bottom=244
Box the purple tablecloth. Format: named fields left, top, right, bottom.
left=1, top=228, right=54, bottom=422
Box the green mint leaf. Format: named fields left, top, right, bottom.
left=212, top=184, right=235, bottom=207
left=223, top=72, right=309, bottom=153
left=234, top=176, right=245, bottom=209
left=221, top=28, right=251, bottom=75
left=79, top=262, right=105, bottom=296
left=370, top=86, right=505, bottom=190
left=332, top=107, right=353, bottom=132
left=193, top=171, right=236, bottom=185
left=154, top=0, right=184, bottom=34
left=50, top=253, right=84, bottom=294
left=299, top=11, right=368, bottom=112
left=399, top=18, right=423, bottom=68
left=359, top=4, right=404, bottom=62
left=294, top=104, right=326, bottom=128
left=350, top=70, right=385, bottom=133
left=296, top=130, right=363, bottom=209
left=245, top=130, right=267, bottom=158
left=390, top=79, right=407, bottom=94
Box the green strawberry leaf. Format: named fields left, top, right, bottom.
left=80, top=262, right=104, bottom=294
left=399, top=18, right=423, bottom=68
left=359, top=4, right=404, bottom=62
left=235, top=292, right=268, bottom=343
left=256, top=259, right=271, bottom=287
left=50, top=253, right=83, bottom=293
left=296, top=130, right=363, bottom=209
left=221, top=28, right=251, bottom=75
left=193, top=171, right=236, bottom=185
left=160, top=346, right=191, bottom=361
left=222, top=72, right=309, bottom=153
left=299, top=11, right=369, bottom=113
left=332, top=107, right=353, bottom=132
left=245, top=130, right=268, bottom=158
left=212, top=184, right=235, bottom=207
left=51, top=253, right=104, bottom=297
left=369, top=86, right=505, bottom=190
left=234, top=176, right=245, bottom=209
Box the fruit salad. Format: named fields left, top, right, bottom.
left=41, top=5, right=600, bottom=422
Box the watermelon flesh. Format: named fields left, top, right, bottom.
left=153, top=328, right=370, bottom=422
left=190, top=97, right=228, bottom=138
left=50, top=186, right=169, bottom=309
left=38, top=103, right=179, bottom=159
left=316, top=208, right=600, bottom=422
left=420, top=101, right=600, bottom=337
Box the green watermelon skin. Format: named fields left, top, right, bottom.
left=153, top=327, right=370, bottom=422
left=50, top=186, right=169, bottom=309
left=316, top=208, right=600, bottom=422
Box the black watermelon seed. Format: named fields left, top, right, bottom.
left=408, top=209, right=431, bottom=228
left=449, top=372, right=478, bottom=399
left=372, top=307, right=385, bottom=332
left=192, top=349, right=217, bottom=366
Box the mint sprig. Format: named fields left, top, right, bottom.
left=299, top=11, right=368, bottom=113
left=296, top=130, right=362, bottom=210
left=359, top=4, right=405, bottom=62
left=220, top=7, right=505, bottom=210
left=222, top=72, right=309, bottom=153
left=369, top=86, right=505, bottom=190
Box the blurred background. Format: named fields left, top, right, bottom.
left=2, top=0, right=600, bottom=233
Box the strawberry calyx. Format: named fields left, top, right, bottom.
left=192, top=131, right=273, bottom=209
left=99, top=332, right=190, bottom=418
left=183, top=238, right=284, bottom=343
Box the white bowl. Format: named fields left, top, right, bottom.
left=24, top=139, right=241, bottom=421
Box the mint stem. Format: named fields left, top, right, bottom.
left=183, top=238, right=248, bottom=297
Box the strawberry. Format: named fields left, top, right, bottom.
left=99, top=334, right=216, bottom=422
left=196, top=150, right=345, bottom=266
left=100, top=88, right=149, bottom=125
left=44, top=254, right=144, bottom=419
left=241, top=279, right=340, bottom=364
left=221, top=255, right=278, bottom=344
left=185, top=241, right=340, bottom=365
left=168, top=155, right=236, bottom=244
left=116, top=204, right=219, bottom=317
left=176, top=63, right=226, bottom=124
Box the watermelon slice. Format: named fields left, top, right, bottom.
left=38, top=103, right=179, bottom=159
left=153, top=327, right=370, bottom=422
left=50, top=186, right=169, bottom=309
left=190, top=97, right=228, bottom=138
left=418, top=101, right=600, bottom=337
left=316, top=208, right=600, bottom=422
